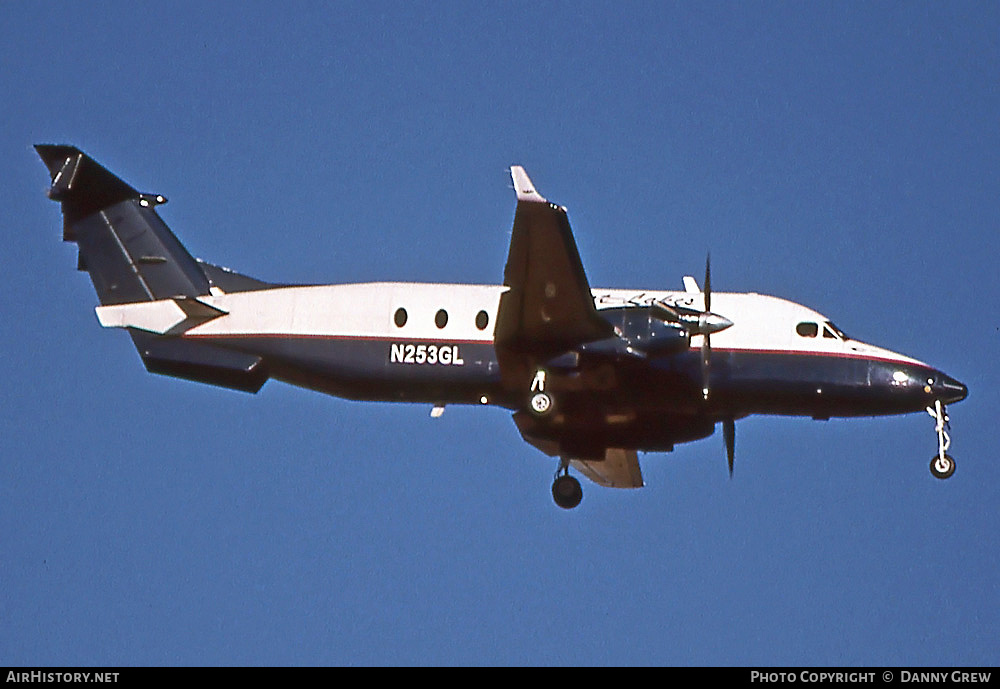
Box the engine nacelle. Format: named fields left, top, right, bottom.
left=543, top=307, right=692, bottom=370
left=617, top=307, right=690, bottom=357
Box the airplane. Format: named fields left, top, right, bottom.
left=35, top=145, right=968, bottom=509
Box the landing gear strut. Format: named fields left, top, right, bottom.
left=926, top=400, right=956, bottom=480
left=552, top=461, right=582, bottom=509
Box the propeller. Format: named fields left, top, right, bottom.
left=654, top=255, right=737, bottom=476
left=650, top=253, right=732, bottom=397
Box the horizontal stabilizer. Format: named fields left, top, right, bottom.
left=35, top=145, right=140, bottom=230
left=96, top=297, right=227, bottom=335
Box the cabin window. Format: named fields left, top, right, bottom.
left=435, top=309, right=448, bottom=329
left=796, top=322, right=818, bottom=338
left=394, top=308, right=407, bottom=327
left=475, top=310, right=489, bottom=330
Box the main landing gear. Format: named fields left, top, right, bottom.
left=530, top=391, right=554, bottom=415
left=524, top=368, right=580, bottom=508
left=552, top=461, right=583, bottom=509
left=526, top=368, right=580, bottom=507
left=927, top=400, right=956, bottom=480
left=528, top=368, right=554, bottom=417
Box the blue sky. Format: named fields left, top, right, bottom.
left=1, top=2, right=997, bottom=666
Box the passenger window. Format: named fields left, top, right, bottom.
left=796, top=322, right=818, bottom=337
left=435, top=309, right=448, bottom=329
left=475, top=310, right=489, bottom=330
left=394, top=308, right=407, bottom=327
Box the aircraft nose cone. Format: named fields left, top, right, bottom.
left=935, top=374, right=968, bottom=404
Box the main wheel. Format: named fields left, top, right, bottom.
left=552, top=474, right=583, bottom=509
left=930, top=453, right=956, bottom=480
left=529, top=391, right=554, bottom=416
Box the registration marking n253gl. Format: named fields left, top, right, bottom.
left=389, top=343, right=464, bottom=366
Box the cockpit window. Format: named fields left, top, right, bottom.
left=824, top=321, right=848, bottom=340
left=796, top=322, right=818, bottom=338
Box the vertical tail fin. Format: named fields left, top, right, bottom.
left=36, top=145, right=271, bottom=393
left=35, top=145, right=211, bottom=305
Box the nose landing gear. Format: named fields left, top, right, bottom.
left=926, top=400, right=956, bottom=480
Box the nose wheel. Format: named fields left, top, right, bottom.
left=926, top=400, right=956, bottom=479
left=930, top=453, right=955, bottom=480
left=552, top=462, right=582, bottom=509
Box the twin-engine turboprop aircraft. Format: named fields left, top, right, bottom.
left=36, top=145, right=967, bottom=508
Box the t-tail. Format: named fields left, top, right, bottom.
left=36, top=145, right=270, bottom=392
left=36, top=144, right=215, bottom=305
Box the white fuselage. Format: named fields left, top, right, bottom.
left=164, top=281, right=924, bottom=369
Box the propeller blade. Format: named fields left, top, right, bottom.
left=723, top=418, right=735, bottom=477
left=701, top=253, right=712, bottom=400
left=704, top=254, right=712, bottom=313
left=701, top=333, right=711, bottom=400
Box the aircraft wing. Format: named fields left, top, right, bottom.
left=493, top=167, right=614, bottom=356
left=570, top=449, right=644, bottom=489
left=496, top=169, right=641, bottom=491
